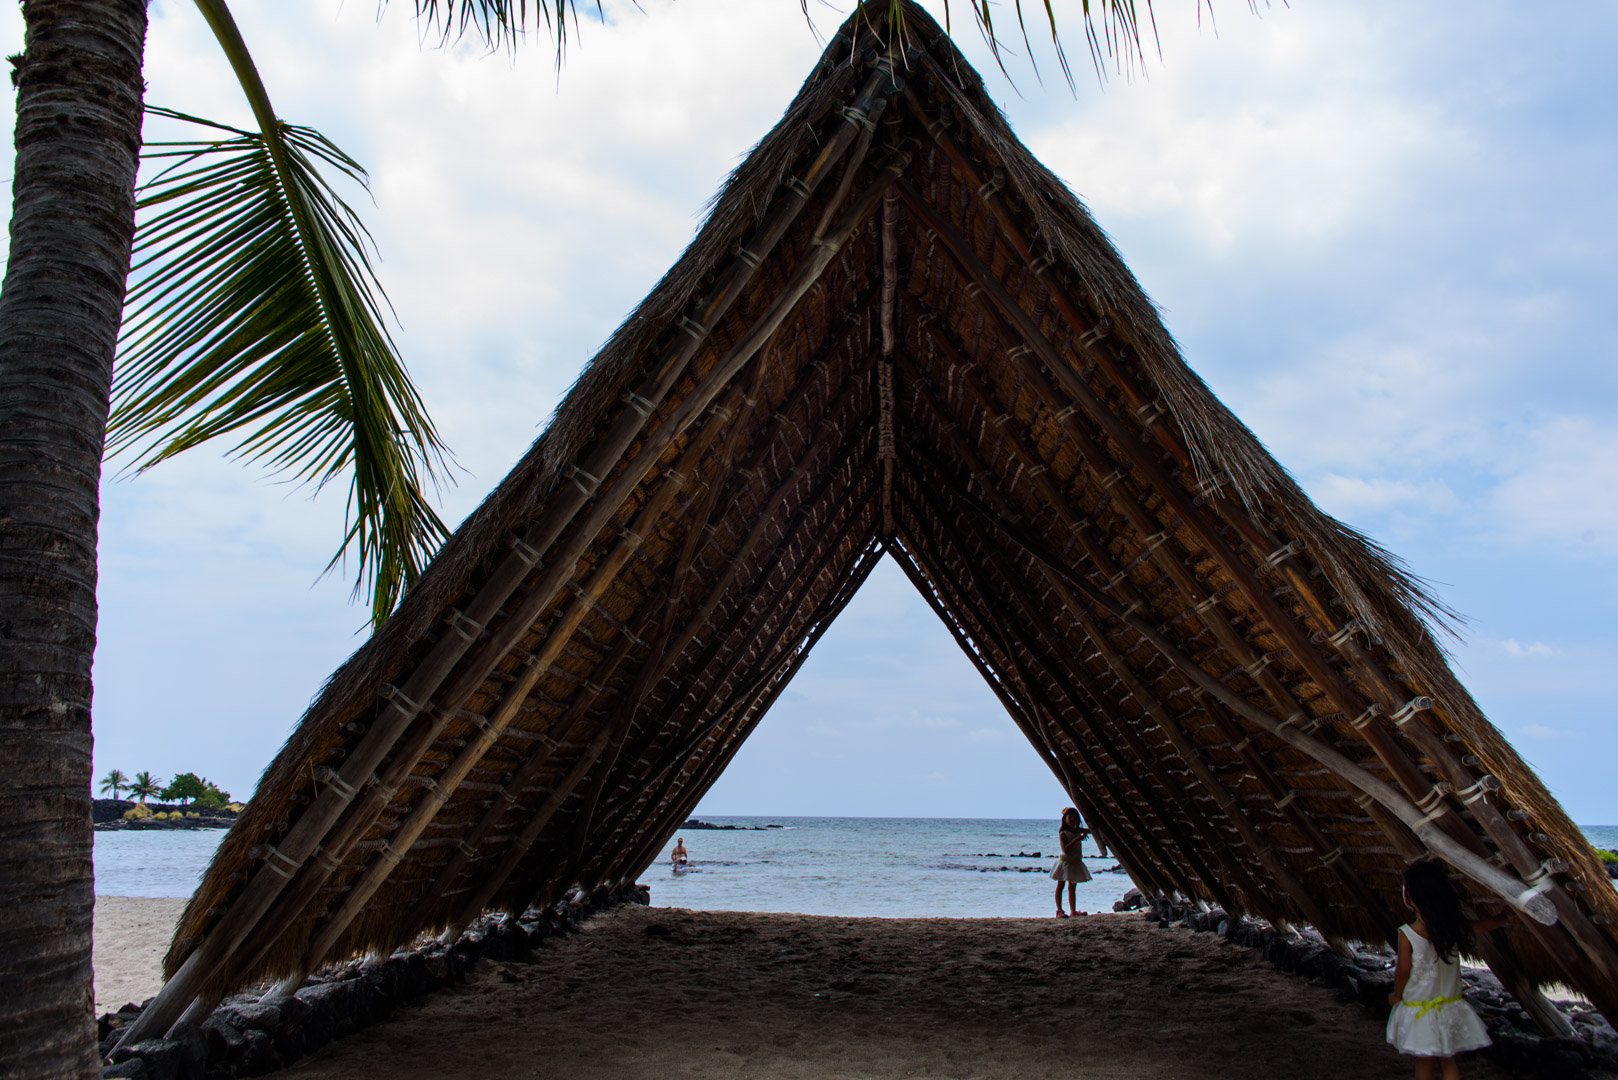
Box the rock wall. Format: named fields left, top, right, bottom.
left=1141, top=896, right=1618, bottom=1078
left=98, top=883, right=650, bottom=1080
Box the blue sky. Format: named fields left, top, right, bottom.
left=4, top=2, right=1613, bottom=820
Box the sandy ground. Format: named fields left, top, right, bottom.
left=94, top=896, right=188, bottom=1015
left=274, top=904, right=1513, bottom=1080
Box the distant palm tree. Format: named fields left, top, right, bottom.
left=97, top=770, right=130, bottom=800
left=129, top=773, right=163, bottom=806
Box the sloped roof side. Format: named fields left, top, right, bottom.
left=158, top=0, right=1618, bottom=1030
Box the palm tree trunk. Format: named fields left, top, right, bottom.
left=0, top=2, right=148, bottom=1076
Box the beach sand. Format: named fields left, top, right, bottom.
left=276, top=904, right=1512, bottom=1080
left=94, top=896, right=188, bottom=1015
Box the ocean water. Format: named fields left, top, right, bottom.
left=93, top=819, right=1618, bottom=917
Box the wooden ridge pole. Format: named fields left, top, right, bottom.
left=118, top=62, right=905, bottom=1046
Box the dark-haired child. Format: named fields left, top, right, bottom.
left=1050, top=807, right=1091, bottom=917
left=1387, top=859, right=1507, bottom=1079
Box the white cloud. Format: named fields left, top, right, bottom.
left=1521, top=724, right=1569, bottom=740
left=1489, top=416, right=1618, bottom=556
left=1503, top=639, right=1553, bottom=658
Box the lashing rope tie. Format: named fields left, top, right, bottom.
left=622, top=391, right=657, bottom=418
left=1327, top=617, right=1365, bottom=649
left=380, top=683, right=423, bottom=717
left=1052, top=404, right=1078, bottom=422
left=664, top=468, right=689, bottom=487
left=378, top=842, right=403, bottom=868
left=1349, top=703, right=1383, bottom=731
left=586, top=681, right=606, bottom=697
left=622, top=529, right=645, bottom=549
left=564, top=464, right=602, bottom=497
left=1079, top=318, right=1112, bottom=348
left=509, top=535, right=543, bottom=569
left=1400, top=994, right=1463, bottom=1020
left=926, top=116, right=949, bottom=137
left=1232, top=734, right=1257, bottom=755
left=312, top=847, right=342, bottom=873
left=1353, top=792, right=1376, bottom=809
left=1245, top=654, right=1271, bottom=679
left=263, top=846, right=301, bottom=880
left=733, top=245, right=763, bottom=269
left=1389, top=696, right=1434, bottom=726
left=1455, top=778, right=1492, bottom=805
left=1523, top=859, right=1568, bottom=889
left=446, top=609, right=484, bottom=644
left=1120, top=599, right=1144, bottom=618
left=1027, top=463, right=1048, bottom=477
left=1099, top=469, right=1126, bottom=490
left=1320, top=847, right=1345, bottom=867
left=313, top=766, right=358, bottom=802
left=1006, top=344, right=1031, bottom=362
left=457, top=840, right=478, bottom=857
left=1274, top=790, right=1298, bottom=810
left=840, top=104, right=875, bottom=131
left=963, top=282, right=984, bottom=299
left=1029, top=251, right=1056, bottom=275
left=1414, top=784, right=1451, bottom=824
left=1135, top=400, right=1167, bottom=428
left=785, top=175, right=812, bottom=199
left=1258, top=538, right=1306, bottom=574
left=1068, top=517, right=1091, bottom=534
left=885, top=150, right=914, bottom=176
left=499, top=789, right=520, bottom=807
left=1255, top=846, right=1274, bottom=862
left=676, top=315, right=707, bottom=342
left=465, top=712, right=495, bottom=740
left=977, top=173, right=1004, bottom=200
left=1106, top=571, right=1129, bottom=591
left=1193, top=594, right=1223, bottom=615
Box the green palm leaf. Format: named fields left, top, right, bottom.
left=109, top=106, right=451, bottom=628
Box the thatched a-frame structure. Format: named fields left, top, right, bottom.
left=122, top=2, right=1618, bottom=1044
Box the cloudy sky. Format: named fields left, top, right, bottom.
left=4, top=2, right=1613, bottom=821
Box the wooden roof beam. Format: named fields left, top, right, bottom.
left=903, top=327, right=1400, bottom=937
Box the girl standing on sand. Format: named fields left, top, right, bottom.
left=1387, top=859, right=1506, bottom=1079
left=1051, top=807, right=1091, bottom=917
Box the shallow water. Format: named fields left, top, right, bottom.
left=93, top=818, right=1618, bottom=917
left=650, top=816, right=1133, bottom=917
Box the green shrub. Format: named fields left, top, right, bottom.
left=1596, top=848, right=1618, bottom=866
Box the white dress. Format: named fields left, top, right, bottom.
left=1049, top=831, right=1092, bottom=883
left=1386, top=924, right=1491, bottom=1057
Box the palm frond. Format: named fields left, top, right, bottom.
left=109, top=107, right=452, bottom=628
left=862, top=1, right=1157, bottom=89
left=405, top=1, right=602, bottom=63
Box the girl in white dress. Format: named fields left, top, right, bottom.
left=1387, top=859, right=1506, bottom=1079
left=1050, top=807, right=1091, bottom=917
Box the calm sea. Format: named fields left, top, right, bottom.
left=93, top=819, right=1618, bottom=918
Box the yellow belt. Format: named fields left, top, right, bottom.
left=1401, top=994, right=1462, bottom=1019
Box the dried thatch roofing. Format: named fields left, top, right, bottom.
left=129, top=0, right=1618, bottom=1041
